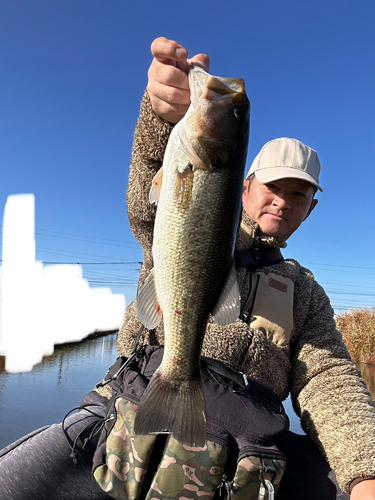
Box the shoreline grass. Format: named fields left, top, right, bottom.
left=336, top=308, right=375, bottom=364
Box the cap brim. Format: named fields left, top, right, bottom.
left=254, top=167, right=323, bottom=192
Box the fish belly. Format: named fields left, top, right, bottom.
left=135, top=166, right=238, bottom=447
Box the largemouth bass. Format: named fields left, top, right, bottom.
left=135, top=65, right=250, bottom=447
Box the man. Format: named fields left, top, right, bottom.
left=111, top=37, right=375, bottom=499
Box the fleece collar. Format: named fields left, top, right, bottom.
left=237, top=211, right=287, bottom=251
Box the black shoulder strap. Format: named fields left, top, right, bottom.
left=235, top=243, right=284, bottom=272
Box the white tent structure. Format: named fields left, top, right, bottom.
left=0, top=194, right=125, bottom=372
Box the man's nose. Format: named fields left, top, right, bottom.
left=273, top=194, right=291, bottom=210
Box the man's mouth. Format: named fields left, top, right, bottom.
left=264, top=212, right=286, bottom=221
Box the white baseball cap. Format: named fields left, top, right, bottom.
left=246, top=137, right=323, bottom=192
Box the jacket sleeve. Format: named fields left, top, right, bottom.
left=115, top=91, right=174, bottom=359
left=290, top=279, right=375, bottom=493
left=126, top=90, right=174, bottom=288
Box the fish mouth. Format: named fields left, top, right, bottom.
left=181, top=65, right=249, bottom=171
left=189, top=65, right=246, bottom=104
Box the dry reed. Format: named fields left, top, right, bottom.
left=336, top=308, right=375, bottom=364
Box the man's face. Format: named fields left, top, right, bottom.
left=242, top=176, right=318, bottom=242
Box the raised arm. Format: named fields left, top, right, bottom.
left=126, top=37, right=210, bottom=287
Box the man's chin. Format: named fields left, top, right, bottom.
left=258, top=225, right=289, bottom=242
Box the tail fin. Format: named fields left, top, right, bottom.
left=134, top=369, right=206, bottom=448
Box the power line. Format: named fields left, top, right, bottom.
left=36, top=246, right=134, bottom=261
left=325, top=289, right=375, bottom=297
left=34, top=227, right=137, bottom=245
left=0, top=225, right=138, bottom=246
left=0, top=225, right=374, bottom=308
left=320, top=281, right=375, bottom=290
left=41, top=261, right=141, bottom=265
left=302, top=261, right=375, bottom=272
left=34, top=231, right=138, bottom=249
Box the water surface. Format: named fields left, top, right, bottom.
left=0, top=334, right=118, bottom=449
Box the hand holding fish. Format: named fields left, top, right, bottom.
left=147, top=36, right=210, bottom=123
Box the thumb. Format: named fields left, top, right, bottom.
left=188, top=53, right=210, bottom=73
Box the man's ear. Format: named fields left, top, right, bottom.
left=303, top=198, right=318, bottom=221
left=242, top=178, right=249, bottom=202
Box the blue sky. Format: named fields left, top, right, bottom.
left=1, top=0, right=374, bottom=313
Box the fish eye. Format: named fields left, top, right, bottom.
left=234, top=106, right=246, bottom=118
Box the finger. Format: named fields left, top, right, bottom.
left=148, top=79, right=191, bottom=107
left=148, top=61, right=191, bottom=92
left=150, top=37, right=188, bottom=64
left=188, top=53, right=210, bottom=73
left=171, top=53, right=210, bottom=93
left=148, top=97, right=190, bottom=124
left=147, top=80, right=191, bottom=123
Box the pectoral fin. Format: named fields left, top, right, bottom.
left=149, top=167, right=164, bottom=205
left=136, top=268, right=163, bottom=329
left=211, top=262, right=240, bottom=326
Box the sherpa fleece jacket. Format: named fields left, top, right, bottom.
left=97, top=91, right=375, bottom=493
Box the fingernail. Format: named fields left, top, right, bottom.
left=200, top=61, right=209, bottom=72
left=176, top=47, right=187, bottom=59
